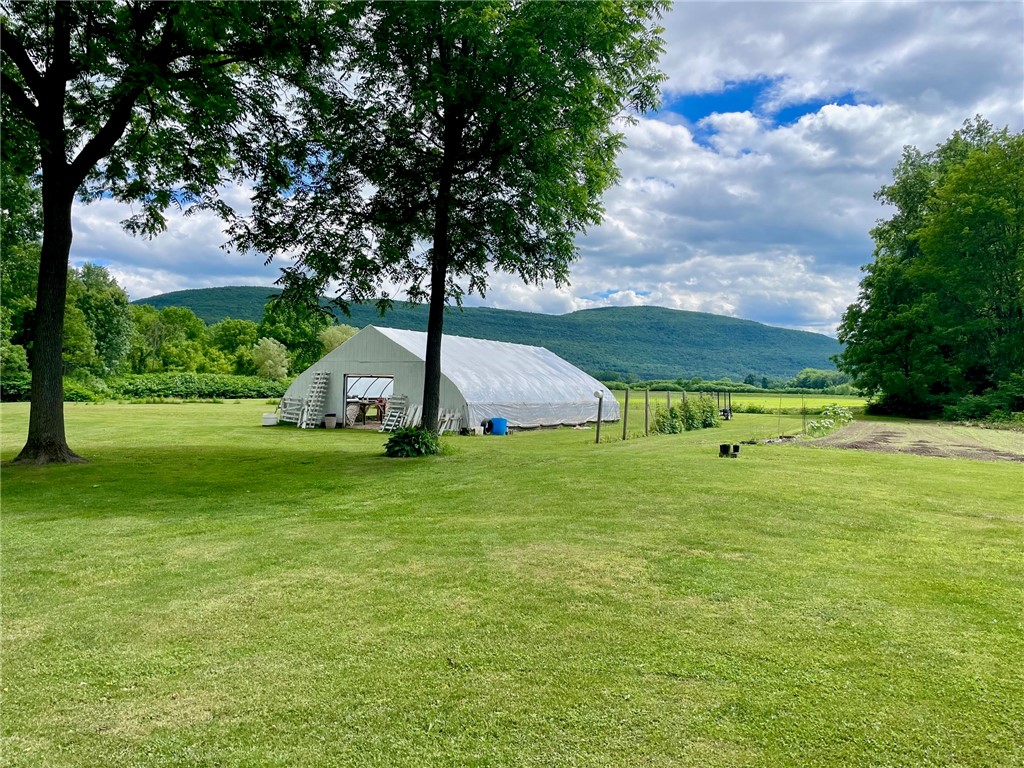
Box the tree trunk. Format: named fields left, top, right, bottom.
left=13, top=177, right=85, bottom=464
left=421, top=177, right=452, bottom=434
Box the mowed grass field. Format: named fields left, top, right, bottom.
left=1, top=401, right=1021, bottom=767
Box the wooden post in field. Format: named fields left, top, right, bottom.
left=595, top=392, right=603, bottom=444
left=622, top=388, right=630, bottom=440
left=644, top=389, right=650, bottom=436
left=666, top=390, right=671, bottom=409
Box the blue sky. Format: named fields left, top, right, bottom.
left=663, top=80, right=864, bottom=129
left=72, top=0, right=1024, bottom=336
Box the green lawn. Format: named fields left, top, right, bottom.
left=2, top=401, right=1021, bottom=767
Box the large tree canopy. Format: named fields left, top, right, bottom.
left=837, top=118, right=1024, bottom=417
left=235, top=0, right=667, bottom=431
left=0, top=0, right=345, bottom=463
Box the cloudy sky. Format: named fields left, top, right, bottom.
left=72, top=0, right=1024, bottom=336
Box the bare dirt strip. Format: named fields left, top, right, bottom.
left=810, top=419, right=1024, bottom=463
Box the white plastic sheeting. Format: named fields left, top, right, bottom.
left=346, top=376, right=394, bottom=400
left=283, top=325, right=619, bottom=429
left=376, top=327, right=619, bottom=428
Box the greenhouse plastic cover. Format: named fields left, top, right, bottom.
left=345, top=376, right=394, bottom=400
left=375, top=327, right=620, bottom=427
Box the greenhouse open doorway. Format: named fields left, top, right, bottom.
left=343, top=374, right=394, bottom=427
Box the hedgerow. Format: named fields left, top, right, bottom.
left=106, top=374, right=290, bottom=400
left=1, top=374, right=290, bottom=402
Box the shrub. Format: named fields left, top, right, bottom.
left=943, top=395, right=992, bottom=422
left=678, top=399, right=700, bottom=430
left=652, top=396, right=719, bottom=434
left=384, top=426, right=441, bottom=458
left=944, top=376, right=1024, bottom=422
left=734, top=403, right=771, bottom=414
left=0, top=342, right=31, bottom=401
left=806, top=404, right=854, bottom=436
left=62, top=378, right=97, bottom=402
left=823, top=383, right=859, bottom=396
left=652, top=405, right=682, bottom=434
left=1, top=369, right=31, bottom=401
left=68, top=371, right=111, bottom=397
left=695, top=395, right=719, bottom=428
left=980, top=412, right=1024, bottom=431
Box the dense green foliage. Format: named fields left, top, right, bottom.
left=125, top=298, right=331, bottom=380
left=319, top=324, right=359, bottom=354
left=0, top=355, right=31, bottom=401
left=788, top=368, right=850, bottom=390
left=2, top=401, right=1021, bottom=766
left=251, top=337, right=289, bottom=381
left=256, top=300, right=332, bottom=373
left=941, top=373, right=1024, bottom=423
left=107, top=373, right=287, bottom=400
left=4, top=373, right=287, bottom=403
left=136, top=288, right=842, bottom=380
left=0, top=240, right=132, bottom=394
left=209, top=318, right=260, bottom=375
left=837, top=118, right=1024, bottom=418
left=0, top=157, right=41, bottom=402
left=383, top=426, right=442, bottom=458
left=1, top=265, right=344, bottom=400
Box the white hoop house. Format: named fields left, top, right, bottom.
left=279, top=325, right=620, bottom=431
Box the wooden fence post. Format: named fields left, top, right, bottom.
left=622, top=388, right=630, bottom=440
left=644, top=389, right=650, bottom=436
left=595, top=393, right=603, bottom=444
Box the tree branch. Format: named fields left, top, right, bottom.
left=0, top=71, right=41, bottom=127
left=165, top=53, right=264, bottom=80
left=0, top=21, right=46, bottom=98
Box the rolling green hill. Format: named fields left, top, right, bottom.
left=134, top=286, right=841, bottom=380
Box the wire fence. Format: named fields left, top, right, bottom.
left=595, top=389, right=849, bottom=444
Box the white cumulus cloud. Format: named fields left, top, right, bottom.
left=65, top=1, right=1023, bottom=337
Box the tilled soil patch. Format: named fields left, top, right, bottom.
left=809, top=419, right=1024, bottom=463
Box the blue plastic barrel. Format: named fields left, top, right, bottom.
left=491, top=417, right=508, bottom=436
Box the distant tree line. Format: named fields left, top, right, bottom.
left=598, top=368, right=854, bottom=394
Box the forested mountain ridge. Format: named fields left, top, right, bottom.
left=134, top=286, right=841, bottom=380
